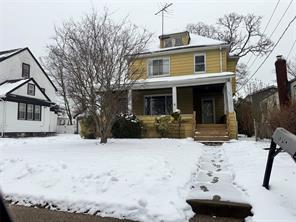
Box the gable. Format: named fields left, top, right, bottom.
left=10, top=79, right=50, bottom=101
left=0, top=48, right=57, bottom=100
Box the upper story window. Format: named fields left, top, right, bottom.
left=22, top=63, right=30, bottom=78
left=27, top=83, right=35, bottom=96
left=194, top=54, right=206, bottom=73
left=148, top=58, right=170, bottom=77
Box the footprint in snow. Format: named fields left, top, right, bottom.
left=200, top=185, right=209, bottom=192
left=211, top=177, right=219, bottom=184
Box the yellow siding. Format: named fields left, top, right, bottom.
left=170, top=52, right=194, bottom=75
left=177, top=87, right=193, bottom=113
left=227, top=58, right=238, bottom=93
left=138, top=114, right=194, bottom=138
left=227, top=112, right=238, bottom=139
left=129, top=58, right=147, bottom=80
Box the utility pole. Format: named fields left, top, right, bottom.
left=155, top=3, right=173, bottom=37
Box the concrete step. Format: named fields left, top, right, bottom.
left=187, top=199, right=253, bottom=220
left=194, top=135, right=229, bottom=141
left=196, top=124, right=227, bottom=129
left=195, top=131, right=228, bottom=136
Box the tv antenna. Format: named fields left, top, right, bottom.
left=155, top=3, right=173, bottom=36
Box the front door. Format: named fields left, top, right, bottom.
left=201, top=98, right=215, bottom=124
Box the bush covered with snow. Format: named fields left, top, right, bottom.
left=155, top=115, right=172, bottom=137
left=111, top=113, right=142, bottom=138
left=80, top=116, right=98, bottom=139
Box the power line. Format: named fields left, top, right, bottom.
left=246, top=0, right=281, bottom=66
left=247, top=0, right=294, bottom=70
left=287, top=38, right=296, bottom=59
left=238, top=15, right=296, bottom=92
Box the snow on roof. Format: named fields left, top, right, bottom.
left=0, top=79, right=28, bottom=97
left=144, top=33, right=227, bottom=54
left=132, top=72, right=234, bottom=89
left=0, top=48, right=24, bottom=62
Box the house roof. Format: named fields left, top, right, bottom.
left=0, top=78, right=51, bottom=101
left=245, top=86, right=278, bottom=98
left=132, top=72, right=235, bottom=90
left=0, top=79, right=28, bottom=97
left=0, top=47, right=58, bottom=91
left=0, top=48, right=23, bottom=62
left=142, top=33, right=228, bottom=55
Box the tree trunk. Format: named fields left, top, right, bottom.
left=100, top=134, right=108, bottom=144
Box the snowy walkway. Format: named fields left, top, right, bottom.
left=188, top=145, right=247, bottom=203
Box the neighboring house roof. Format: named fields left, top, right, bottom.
left=246, top=86, right=278, bottom=98
left=0, top=47, right=58, bottom=91
left=132, top=72, right=234, bottom=90
left=0, top=78, right=51, bottom=102
left=142, top=34, right=228, bottom=55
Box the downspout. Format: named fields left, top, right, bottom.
left=219, top=46, right=223, bottom=73
left=0, top=98, right=6, bottom=137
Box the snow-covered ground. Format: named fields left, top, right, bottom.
left=0, top=135, right=201, bottom=222
left=0, top=135, right=295, bottom=221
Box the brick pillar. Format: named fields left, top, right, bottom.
left=275, top=55, right=290, bottom=109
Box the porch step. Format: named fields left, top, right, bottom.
left=194, top=135, right=229, bottom=142
left=194, top=124, right=229, bottom=142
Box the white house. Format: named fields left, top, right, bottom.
left=0, top=48, right=58, bottom=137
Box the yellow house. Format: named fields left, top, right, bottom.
left=128, top=31, right=238, bottom=141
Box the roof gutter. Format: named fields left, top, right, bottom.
left=137, top=44, right=229, bottom=58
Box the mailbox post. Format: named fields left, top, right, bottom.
left=263, top=128, right=296, bottom=189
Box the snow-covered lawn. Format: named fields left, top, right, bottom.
left=0, top=135, right=295, bottom=221
left=0, top=135, right=201, bottom=222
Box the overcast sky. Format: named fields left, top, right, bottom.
left=0, top=0, right=295, bottom=86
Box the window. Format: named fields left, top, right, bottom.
left=144, top=95, right=172, bottom=115
left=18, top=103, right=26, bottom=120
left=164, top=37, right=183, bottom=48
left=34, top=105, right=41, bottom=121
left=27, top=83, right=35, bottom=96
left=194, top=54, right=205, bottom=73
left=17, top=103, right=42, bottom=121
left=27, top=104, right=34, bottom=120
left=22, top=63, right=30, bottom=78
left=148, top=58, right=170, bottom=77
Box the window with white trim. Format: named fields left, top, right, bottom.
left=144, top=95, right=172, bottom=115
left=194, top=54, right=205, bottom=73
left=18, top=103, right=26, bottom=120
left=17, top=103, right=42, bottom=121
left=34, top=105, right=41, bottom=121
left=27, top=104, right=34, bottom=120
left=27, top=83, right=35, bottom=96
left=148, top=58, right=170, bottom=77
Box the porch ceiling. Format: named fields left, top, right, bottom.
left=132, top=72, right=235, bottom=90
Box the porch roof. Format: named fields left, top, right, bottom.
left=132, top=72, right=235, bottom=90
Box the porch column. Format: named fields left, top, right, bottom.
left=127, top=89, right=132, bottom=113
left=225, top=81, right=234, bottom=112
left=172, top=86, right=177, bottom=112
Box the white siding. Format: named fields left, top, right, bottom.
left=0, top=101, right=56, bottom=133
left=0, top=49, right=56, bottom=101
left=12, top=80, right=48, bottom=100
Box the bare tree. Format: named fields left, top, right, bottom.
left=47, top=9, right=152, bottom=143
left=243, top=78, right=267, bottom=96
left=186, top=13, right=273, bottom=58
left=43, top=54, right=73, bottom=125
left=287, top=57, right=296, bottom=79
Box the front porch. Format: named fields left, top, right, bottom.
left=128, top=73, right=237, bottom=140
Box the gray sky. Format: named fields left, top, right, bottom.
left=0, top=0, right=295, bottom=87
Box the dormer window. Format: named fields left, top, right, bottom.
left=164, top=36, right=183, bottom=48
left=148, top=58, right=170, bottom=77
left=22, top=63, right=30, bottom=78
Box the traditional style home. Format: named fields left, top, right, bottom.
left=129, top=31, right=238, bottom=141
left=0, top=48, right=58, bottom=137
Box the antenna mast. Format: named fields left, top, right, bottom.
left=155, top=3, right=173, bottom=36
